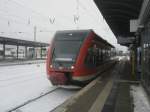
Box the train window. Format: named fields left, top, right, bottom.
left=100, top=49, right=103, bottom=62
left=96, top=48, right=102, bottom=66
left=84, top=46, right=104, bottom=67
left=102, top=50, right=106, bottom=61
left=94, top=48, right=98, bottom=66
left=105, top=50, right=109, bottom=59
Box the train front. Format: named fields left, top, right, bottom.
left=47, top=30, right=86, bottom=85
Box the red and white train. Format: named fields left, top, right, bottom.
left=46, top=30, right=115, bottom=86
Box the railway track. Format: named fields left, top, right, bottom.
left=8, top=87, right=78, bottom=112
left=6, top=64, right=117, bottom=112
left=51, top=63, right=118, bottom=112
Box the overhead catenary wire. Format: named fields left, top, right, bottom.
left=0, top=0, right=114, bottom=38
left=0, top=0, right=99, bottom=30
left=6, top=0, right=74, bottom=26
left=0, top=0, right=67, bottom=33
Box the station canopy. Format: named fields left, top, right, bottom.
left=0, top=36, right=49, bottom=47
left=94, top=0, right=143, bottom=46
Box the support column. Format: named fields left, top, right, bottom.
left=34, top=47, right=37, bottom=59
left=135, top=47, right=138, bottom=79
left=25, top=46, right=27, bottom=59
left=3, top=43, right=5, bottom=59
left=131, top=47, right=137, bottom=80
left=17, top=45, right=19, bottom=59
left=40, top=47, right=42, bottom=59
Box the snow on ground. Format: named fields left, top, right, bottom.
left=17, top=88, right=76, bottom=112
left=0, top=63, right=53, bottom=112
left=0, top=60, right=45, bottom=66
left=130, top=85, right=150, bottom=112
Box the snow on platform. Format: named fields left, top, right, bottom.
left=0, top=63, right=52, bottom=112
left=130, top=85, right=150, bottom=112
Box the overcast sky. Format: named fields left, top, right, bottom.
left=0, top=0, right=127, bottom=51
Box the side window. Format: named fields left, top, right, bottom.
left=108, top=50, right=110, bottom=58
left=100, top=49, right=103, bottom=62
left=102, top=50, right=106, bottom=61
left=95, top=48, right=101, bottom=66
left=105, top=50, right=108, bottom=59
left=85, top=46, right=110, bottom=67
left=84, top=47, right=96, bottom=68
left=98, top=48, right=103, bottom=64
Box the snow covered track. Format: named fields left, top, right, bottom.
left=8, top=87, right=59, bottom=112
left=0, top=63, right=77, bottom=112
left=8, top=87, right=77, bottom=112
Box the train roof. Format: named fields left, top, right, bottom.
left=56, top=29, right=91, bottom=34
left=55, top=29, right=114, bottom=48
left=92, top=31, right=115, bottom=48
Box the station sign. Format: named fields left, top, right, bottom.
left=117, top=36, right=135, bottom=45
left=130, top=19, right=138, bottom=32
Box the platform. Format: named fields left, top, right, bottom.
left=51, top=59, right=149, bottom=112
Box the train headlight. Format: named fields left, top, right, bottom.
left=50, top=65, right=53, bottom=68
left=71, top=66, right=74, bottom=69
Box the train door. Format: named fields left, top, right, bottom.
left=84, top=46, right=96, bottom=68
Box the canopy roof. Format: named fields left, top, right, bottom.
left=94, top=0, right=143, bottom=40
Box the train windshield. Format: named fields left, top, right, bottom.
left=51, top=30, right=89, bottom=68
left=52, top=40, right=82, bottom=62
